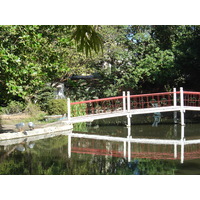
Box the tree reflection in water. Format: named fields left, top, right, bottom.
left=0, top=135, right=177, bottom=175
left=1, top=121, right=200, bottom=175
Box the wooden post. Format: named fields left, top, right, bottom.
left=127, top=114, right=131, bottom=127
left=180, top=125, right=185, bottom=163
left=181, top=138, right=185, bottom=164
left=67, top=98, right=71, bottom=121
left=181, top=125, right=185, bottom=140
left=68, top=134, right=71, bottom=158
left=174, top=143, right=177, bottom=159
left=126, top=91, right=131, bottom=127
left=127, top=126, right=131, bottom=137
left=123, top=91, right=126, bottom=112
left=180, top=87, right=184, bottom=108
left=127, top=91, right=130, bottom=112
left=180, top=87, right=185, bottom=126
left=173, top=88, right=177, bottom=106
left=127, top=136, right=132, bottom=162
left=173, top=88, right=177, bottom=124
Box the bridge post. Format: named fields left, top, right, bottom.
left=67, top=98, right=71, bottom=121
left=127, top=136, right=132, bottom=162
left=123, top=91, right=126, bottom=112
left=173, top=88, right=178, bottom=124
left=127, top=114, right=131, bottom=127
left=127, top=126, right=131, bottom=137
left=180, top=87, right=185, bottom=126
left=181, top=125, right=185, bottom=140
left=180, top=124, right=185, bottom=163
left=174, top=143, right=177, bottom=159
left=127, top=91, right=131, bottom=112
left=181, top=138, right=185, bottom=164
left=68, top=134, right=71, bottom=158
left=126, top=91, right=132, bottom=127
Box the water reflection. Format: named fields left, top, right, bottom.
left=70, top=125, right=200, bottom=164
left=0, top=125, right=200, bottom=174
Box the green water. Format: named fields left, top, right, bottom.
left=0, top=114, right=200, bottom=175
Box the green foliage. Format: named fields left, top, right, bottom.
left=24, top=102, right=41, bottom=115
left=0, top=100, right=25, bottom=114
left=35, top=85, right=55, bottom=111
left=47, top=99, right=67, bottom=115
left=132, top=159, right=177, bottom=175
left=73, top=122, right=87, bottom=132
left=66, top=78, right=109, bottom=100
left=0, top=25, right=103, bottom=104
left=71, top=25, right=103, bottom=56
left=2, top=25, right=200, bottom=106
left=71, top=103, right=87, bottom=117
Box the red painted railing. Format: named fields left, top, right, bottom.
left=69, top=88, right=200, bottom=117
left=183, top=91, right=200, bottom=106
left=129, top=92, right=175, bottom=109
left=70, top=96, right=124, bottom=117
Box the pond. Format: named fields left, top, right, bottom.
left=1, top=114, right=200, bottom=175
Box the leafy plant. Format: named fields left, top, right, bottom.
left=24, top=102, right=41, bottom=115
left=47, top=99, right=67, bottom=115
left=0, top=100, right=25, bottom=114
left=35, top=85, right=56, bottom=111
left=71, top=103, right=87, bottom=117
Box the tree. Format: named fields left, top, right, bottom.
left=0, top=25, right=103, bottom=104
left=92, top=25, right=176, bottom=94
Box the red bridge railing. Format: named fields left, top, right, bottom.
left=67, top=88, right=200, bottom=118
left=183, top=91, right=200, bottom=106
left=129, top=91, right=175, bottom=109
left=70, top=96, right=124, bottom=117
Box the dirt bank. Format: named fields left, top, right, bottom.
left=0, top=113, right=66, bottom=134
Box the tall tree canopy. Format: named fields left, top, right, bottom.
left=1, top=25, right=200, bottom=105
left=0, top=25, right=102, bottom=103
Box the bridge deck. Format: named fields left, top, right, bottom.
left=66, top=105, right=200, bottom=124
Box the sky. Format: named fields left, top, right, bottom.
left=1, top=0, right=198, bottom=25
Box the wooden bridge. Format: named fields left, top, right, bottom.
left=65, top=87, right=200, bottom=126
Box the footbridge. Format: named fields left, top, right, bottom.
left=66, top=87, right=200, bottom=126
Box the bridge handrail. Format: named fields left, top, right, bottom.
left=71, top=91, right=177, bottom=105
left=70, top=96, right=124, bottom=105
left=130, top=91, right=174, bottom=98
left=70, top=90, right=200, bottom=106
left=183, top=91, right=200, bottom=95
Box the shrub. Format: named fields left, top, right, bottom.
left=24, top=102, right=42, bottom=116
left=47, top=99, right=67, bottom=115
left=35, top=85, right=56, bottom=112
left=0, top=100, right=25, bottom=114
left=71, top=103, right=87, bottom=117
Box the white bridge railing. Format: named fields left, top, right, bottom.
left=67, top=87, right=200, bottom=125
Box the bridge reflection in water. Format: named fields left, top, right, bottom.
left=69, top=126, right=200, bottom=164
left=1, top=126, right=200, bottom=165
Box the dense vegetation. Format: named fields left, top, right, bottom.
left=1, top=25, right=200, bottom=112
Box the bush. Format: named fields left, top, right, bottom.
left=47, top=99, right=67, bottom=115
left=24, top=102, right=41, bottom=116
left=71, top=103, right=87, bottom=117
left=35, top=85, right=56, bottom=112
left=0, top=100, right=25, bottom=114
